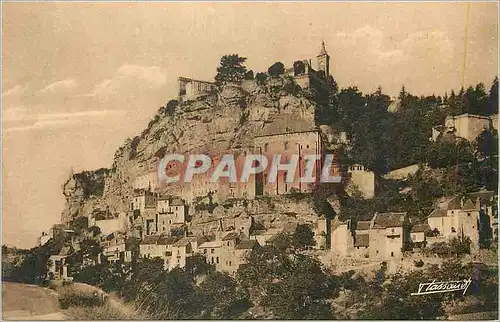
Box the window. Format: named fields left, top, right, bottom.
left=216, top=257, right=219, bottom=264
left=229, top=261, right=232, bottom=266
left=391, top=252, right=394, bottom=257
left=211, top=249, right=215, bottom=254
left=391, top=228, right=395, bottom=233
left=306, top=145, right=309, bottom=149
left=264, top=143, right=269, bottom=152
left=284, top=142, right=289, bottom=150
left=467, top=213, right=471, bottom=217
left=204, top=249, right=207, bottom=254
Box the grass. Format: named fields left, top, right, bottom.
left=57, top=284, right=147, bottom=320
left=64, top=302, right=131, bottom=320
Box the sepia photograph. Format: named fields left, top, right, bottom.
left=1, top=1, right=499, bottom=320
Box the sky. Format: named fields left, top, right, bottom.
left=2, top=2, right=498, bottom=248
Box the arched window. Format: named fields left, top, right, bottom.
left=284, top=142, right=289, bottom=150
left=264, top=143, right=269, bottom=152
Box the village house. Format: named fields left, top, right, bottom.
left=198, top=231, right=259, bottom=274
left=165, top=235, right=210, bottom=270
left=178, top=77, right=217, bottom=101
left=156, top=197, right=187, bottom=233
left=346, top=164, right=375, bottom=199
left=47, top=246, right=72, bottom=281
left=139, top=235, right=179, bottom=259
left=410, top=223, right=432, bottom=248
left=331, top=212, right=409, bottom=259
left=431, top=113, right=498, bottom=142
left=100, top=233, right=132, bottom=264
left=427, top=190, right=496, bottom=249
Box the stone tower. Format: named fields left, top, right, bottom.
left=317, top=41, right=330, bottom=78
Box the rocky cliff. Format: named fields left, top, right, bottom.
left=61, top=76, right=333, bottom=226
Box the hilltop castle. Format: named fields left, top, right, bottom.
left=177, top=42, right=333, bottom=101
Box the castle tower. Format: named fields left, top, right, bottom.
left=317, top=41, right=330, bottom=79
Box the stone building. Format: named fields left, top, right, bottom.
left=410, top=223, right=431, bottom=248
left=178, top=77, right=216, bottom=101
left=431, top=113, right=498, bottom=142
left=253, top=127, right=341, bottom=197
left=139, top=235, right=179, bottom=259
left=48, top=246, right=72, bottom=281
left=284, top=41, right=332, bottom=92
left=346, top=164, right=375, bottom=199
left=427, top=191, right=496, bottom=249
left=100, top=233, right=133, bottom=263
left=330, top=217, right=354, bottom=257
left=165, top=235, right=210, bottom=270
left=331, top=212, right=409, bottom=259
left=156, top=197, right=187, bottom=234
left=198, top=231, right=259, bottom=274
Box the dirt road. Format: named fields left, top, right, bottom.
left=2, top=282, right=65, bottom=320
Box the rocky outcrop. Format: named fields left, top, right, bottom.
left=60, top=77, right=320, bottom=226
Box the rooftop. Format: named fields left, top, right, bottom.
left=222, top=232, right=240, bottom=241
left=429, top=209, right=447, bottom=218
left=236, top=239, right=258, bottom=250
left=356, top=221, right=371, bottom=231
left=411, top=223, right=431, bottom=233
left=373, top=212, right=406, bottom=228
left=198, top=241, right=223, bottom=249
left=354, top=234, right=369, bottom=247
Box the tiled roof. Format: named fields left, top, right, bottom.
left=170, top=198, right=185, bottom=206
left=236, top=239, right=258, bottom=250
left=447, top=196, right=462, bottom=210
left=157, top=236, right=179, bottom=245
left=222, top=232, right=240, bottom=241
left=172, top=238, right=191, bottom=247
left=411, top=223, right=431, bottom=233
left=354, top=234, right=369, bottom=247
left=373, top=212, right=405, bottom=228
left=356, top=221, right=371, bottom=231
left=250, top=230, right=266, bottom=236
left=140, top=235, right=159, bottom=245
left=461, top=198, right=476, bottom=210
left=198, top=241, right=223, bottom=248
left=428, top=209, right=447, bottom=218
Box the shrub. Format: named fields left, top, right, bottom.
left=255, top=72, right=268, bottom=85
left=58, top=287, right=105, bottom=309
left=268, top=62, right=285, bottom=77
left=414, top=259, right=424, bottom=267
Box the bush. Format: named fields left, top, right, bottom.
left=255, top=72, right=268, bottom=85
left=58, top=287, right=105, bottom=309
left=414, top=259, right=424, bottom=267
left=268, top=62, right=285, bottom=77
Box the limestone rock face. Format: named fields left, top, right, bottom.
left=60, top=77, right=321, bottom=227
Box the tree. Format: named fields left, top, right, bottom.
left=165, top=99, right=179, bottom=116
left=237, top=235, right=335, bottom=319
left=489, top=76, right=499, bottom=114
left=197, top=271, right=250, bottom=319
left=214, top=54, right=247, bottom=87
left=267, top=62, right=285, bottom=77
left=292, top=224, right=316, bottom=250
left=293, top=60, right=306, bottom=76
left=244, top=70, right=254, bottom=80
left=475, top=128, right=498, bottom=158
left=255, top=72, right=268, bottom=85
